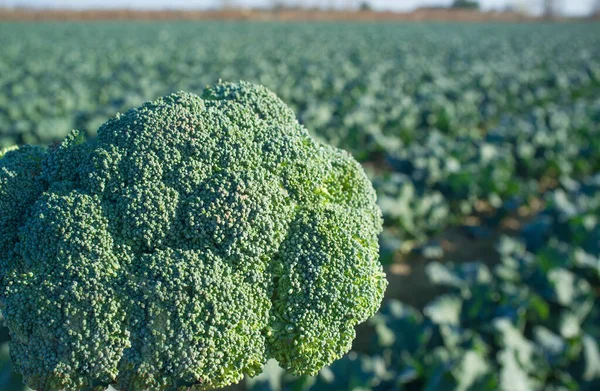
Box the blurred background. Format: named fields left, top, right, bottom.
left=0, top=1, right=599, bottom=390
left=1, top=0, right=600, bottom=16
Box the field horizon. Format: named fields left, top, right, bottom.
left=1, top=7, right=595, bottom=22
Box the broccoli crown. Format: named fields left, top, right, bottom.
left=0, top=81, right=386, bottom=391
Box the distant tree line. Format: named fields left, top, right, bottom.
left=204, top=0, right=599, bottom=16
left=451, top=0, right=480, bottom=10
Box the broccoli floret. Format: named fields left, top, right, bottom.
left=0, top=145, right=47, bottom=281
left=0, top=81, right=386, bottom=391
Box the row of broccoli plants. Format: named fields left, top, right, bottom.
left=375, top=95, right=600, bottom=260
left=1, top=23, right=599, bottom=150
left=248, top=173, right=600, bottom=391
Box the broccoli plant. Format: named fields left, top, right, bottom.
left=0, top=81, right=387, bottom=391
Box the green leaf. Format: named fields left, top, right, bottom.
left=497, top=349, right=538, bottom=391
left=426, top=262, right=464, bottom=289
left=247, top=359, right=287, bottom=391
left=534, top=326, right=566, bottom=366
left=424, top=295, right=462, bottom=326
left=547, top=269, right=577, bottom=306
left=426, top=262, right=492, bottom=293
left=582, top=334, right=600, bottom=382
left=528, top=294, right=550, bottom=321
left=559, top=311, right=581, bottom=339
left=453, top=350, right=491, bottom=391
left=493, top=318, right=536, bottom=371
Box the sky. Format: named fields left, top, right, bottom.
left=0, top=0, right=596, bottom=16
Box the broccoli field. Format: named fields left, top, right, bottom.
left=1, top=20, right=600, bottom=391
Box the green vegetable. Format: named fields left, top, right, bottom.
left=0, top=81, right=386, bottom=391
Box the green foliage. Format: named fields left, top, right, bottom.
left=375, top=173, right=450, bottom=259
left=358, top=2, right=372, bottom=11
left=1, top=21, right=600, bottom=391
left=451, top=0, right=480, bottom=9
left=0, top=82, right=386, bottom=391
left=1, top=23, right=598, bottom=155
left=0, top=22, right=599, bottom=253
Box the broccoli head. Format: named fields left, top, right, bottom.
left=0, top=81, right=386, bottom=391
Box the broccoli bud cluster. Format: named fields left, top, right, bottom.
left=0, top=81, right=387, bottom=390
